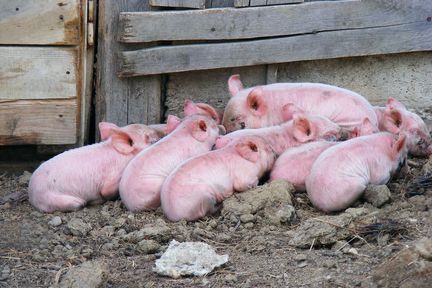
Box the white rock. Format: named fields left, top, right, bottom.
left=154, top=240, right=228, bottom=278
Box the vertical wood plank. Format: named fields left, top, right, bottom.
left=96, top=0, right=162, bottom=135
left=210, top=0, right=234, bottom=7
left=234, top=0, right=250, bottom=7
left=266, top=64, right=278, bottom=84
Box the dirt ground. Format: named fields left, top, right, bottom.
left=1, top=118, right=432, bottom=287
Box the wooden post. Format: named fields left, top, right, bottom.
left=96, top=0, right=162, bottom=139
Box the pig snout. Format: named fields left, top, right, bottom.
left=338, top=129, right=350, bottom=141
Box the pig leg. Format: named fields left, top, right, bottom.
left=100, top=178, right=120, bottom=200
left=38, top=193, right=86, bottom=213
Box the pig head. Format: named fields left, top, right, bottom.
left=375, top=98, right=432, bottom=156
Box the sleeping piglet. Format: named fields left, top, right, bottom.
left=270, top=141, right=337, bottom=191
left=222, top=74, right=378, bottom=134
left=28, top=122, right=163, bottom=213
left=161, top=135, right=276, bottom=222
left=119, top=115, right=222, bottom=211
left=306, top=132, right=408, bottom=212
left=374, top=97, right=432, bottom=156
left=215, top=113, right=343, bottom=155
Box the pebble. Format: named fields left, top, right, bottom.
left=0, top=265, right=10, bottom=281
left=415, top=238, right=432, bottom=260
left=364, top=185, right=391, bottom=208
left=240, top=214, right=255, bottom=223
left=137, top=240, right=160, bottom=254
left=67, top=218, right=92, bottom=237
left=48, top=216, right=62, bottom=227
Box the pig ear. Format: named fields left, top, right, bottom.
left=215, top=136, right=231, bottom=149
left=165, top=115, right=182, bottom=134
left=228, top=74, right=244, bottom=97
left=282, top=103, right=305, bottom=122
left=387, top=97, right=406, bottom=110
left=246, top=87, right=267, bottom=116
left=110, top=129, right=138, bottom=154
left=360, top=118, right=377, bottom=136
left=384, top=108, right=403, bottom=134
left=183, top=99, right=198, bottom=116
left=292, top=115, right=313, bottom=143
left=195, top=103, right=222, bottom=124
left=99, top=122, right=119, bottom=141
left=391, top=133, right=407, bottom=160
left=191, top=119, right=209, bottom=142
left=235, top=140, right=259, bottom=163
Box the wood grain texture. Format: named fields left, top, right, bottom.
left=0, top=47, right=77, bottom=100
left=118, top=0, right=430, bottom=43
left=234, top=0, right=249, bottom=7
left=0, top=0, right=80, bottom=45
left=96, top=0, right=162, bottom=133
left=150, top=0, right=206, bottom=9
left=119, top=21, right=432, bottom=76
left=0, top=99, right=77, bottom=145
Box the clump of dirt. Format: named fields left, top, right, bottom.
left=1, top=155, right=432, bottom=287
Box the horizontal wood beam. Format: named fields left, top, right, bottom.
left=0, top=47, right=78, bottom=101
left=150, top=0, right=206, bottom=9
left=118, top=0, right=431, bottom=43
left=0, top=0, right=80, bottom=45
left=0, top=99, right=77, bottom=145
left=118, top=21, right=432, bottom=76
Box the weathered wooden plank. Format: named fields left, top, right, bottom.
left=0, top=47, right=77, bottom=101
left=0, top=0, right=80, bottom=45
left=266, top=0, right=303, bottom=5
left=209, top=0, right=234, bottom=7
left=250, top=0, right=266, bottom=6
left=0, top=99, right=77, bottom=145
left=234, top=0, right=249, bottom=7
left=96, top=0, right=162, bottom=135
left=150, top=0, right=206, bottom=9
left=119, top=21, right=432, bottom=76
left=266, top=64, right=278, bottom=84
left=119, top=0, right=430, bottom=43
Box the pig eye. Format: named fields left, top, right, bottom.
left=417, top=139, right=425, bottom=146
left=240, top=122, right=246, bottom=129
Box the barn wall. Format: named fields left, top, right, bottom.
left=164, top=52, right=432, bottom=118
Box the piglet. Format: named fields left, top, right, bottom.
left=28, top=122, right=163, bottom=213
left=270, top=141, right=337, bottom=191
left=215, top=113, right=343, bottom=155
left=374, top=97, right=432, bottom=156
left=223, top=74, right=377, bottom=133
left=119, top=115, right=222, bottom=211
left=161, top=135, right=276, bottom=222
left=306, top=132, right=408, bottom=212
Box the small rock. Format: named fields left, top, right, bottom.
left=275, top=204, right=296, bottom=224
left=364, top=185, right=391, bottom=208
left=216, top=233, right=231, bottom=242
left=415, top=238, right=432, bottom=260
left=294, top=254, right=308, bottom=262
left=208, top=220, right=218, bottom=229
left=244, top=223, right=254, bottom=229
left=347, top=248, right=358, bottom=255
left=48, top=216, right=62, bottom=227
left=240, top=214, right=255, bottom=223
left=0, top=202, right=11, bottom=209
left=59, top=260, right=109, bottom=288
left=224, top=274, right=238, bottom=283
left=18, top=171, right=32, bottom=185
left=67, top=218, right=92, bottom=237
left=154, top=240, right=228, bottom=278
left=137, top=240, right=160, bottom=254
left=297, top=261, right=308, bottom=268
left=113, top=217, right=126, bottom=228
left=0, top=265, right=10, bottom=281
